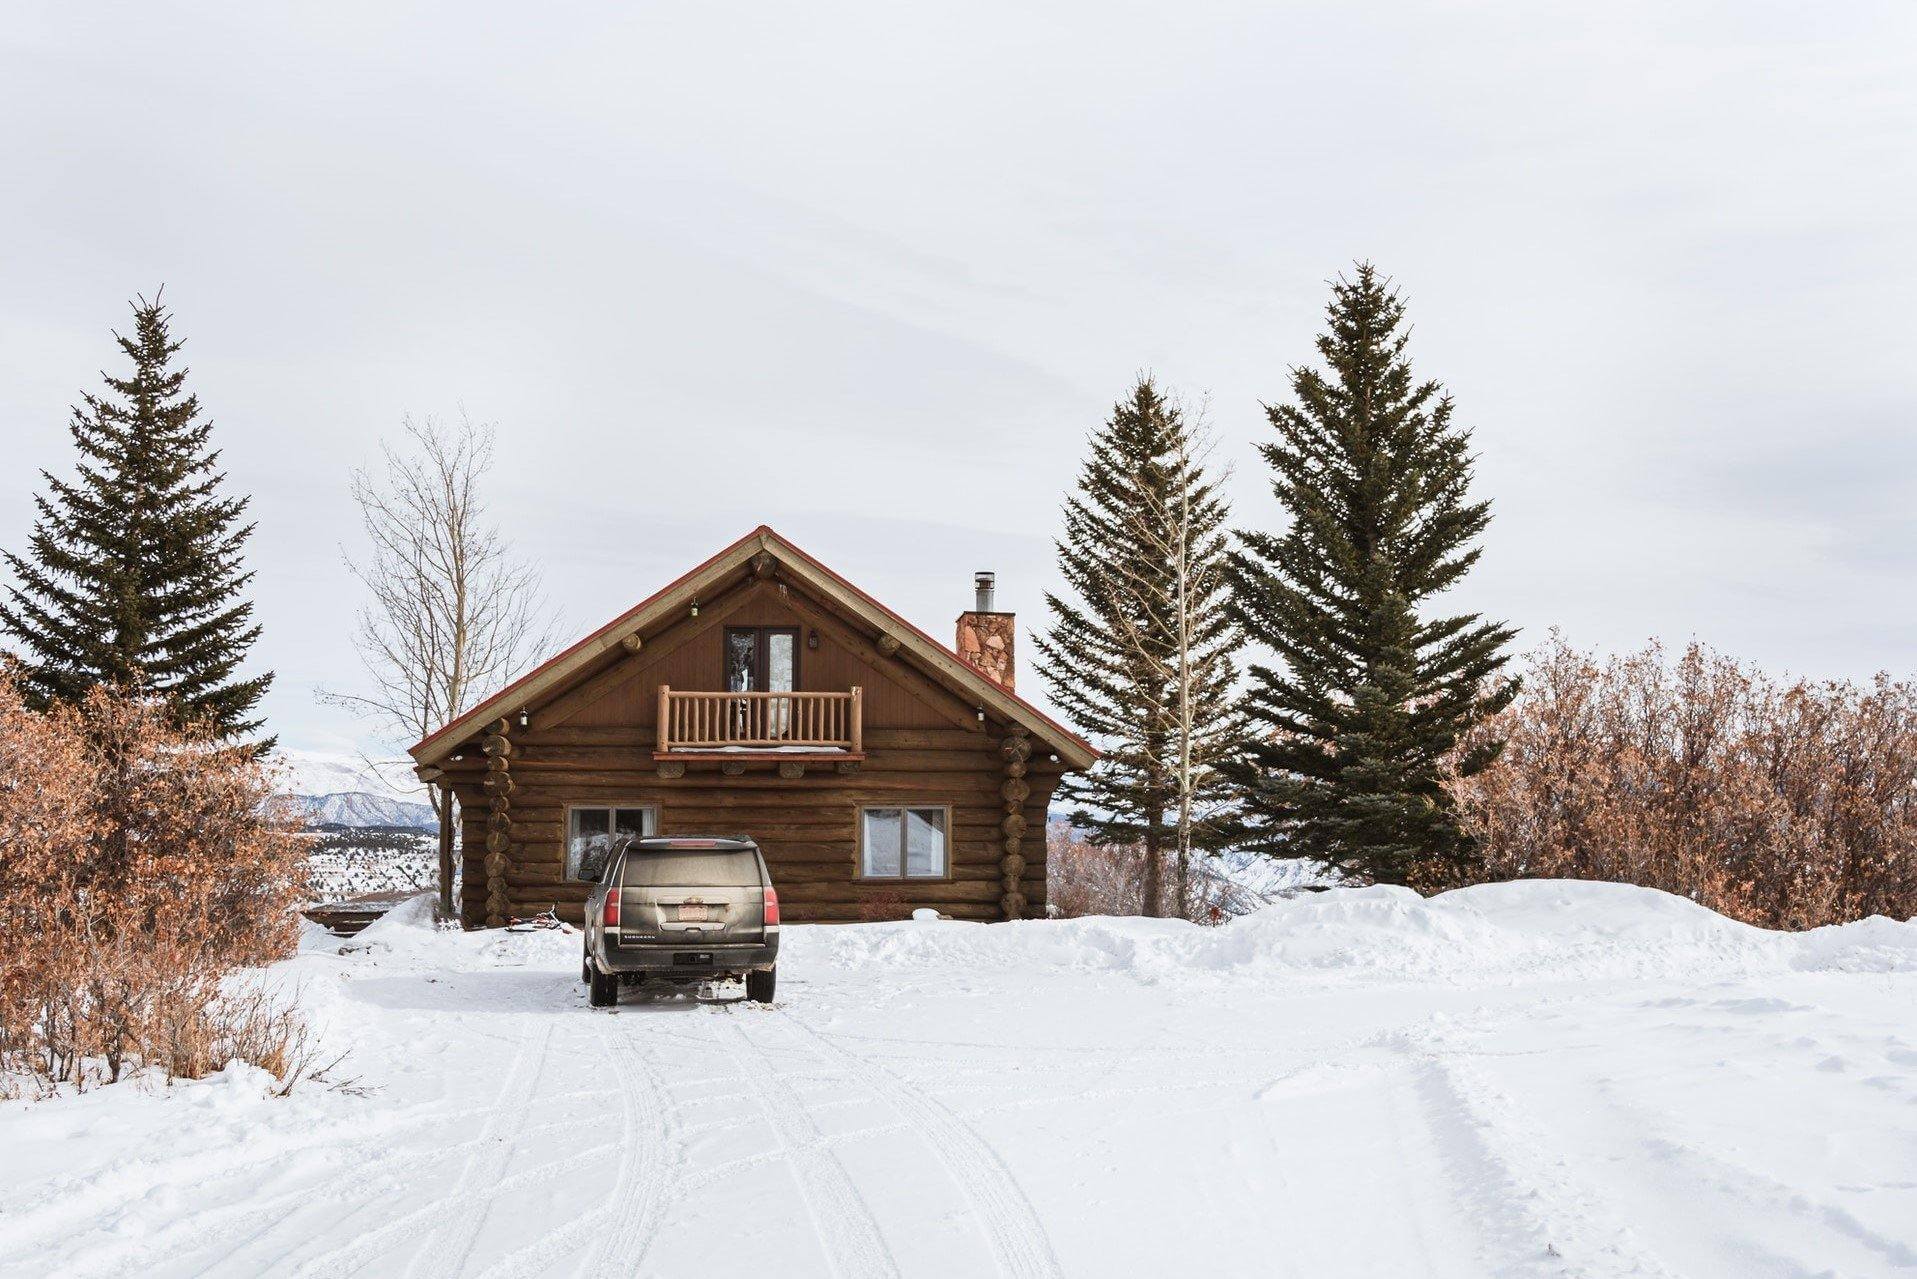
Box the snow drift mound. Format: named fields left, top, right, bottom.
left=785, top=880, right=1917, bottom=985
left=332, top=892, right=580, bottom=969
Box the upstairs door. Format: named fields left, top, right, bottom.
left=724, top=626, right=798, bottom=738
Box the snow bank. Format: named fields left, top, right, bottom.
left=331, top=892, right=580, bottom=971
left=333, top=890, right=441, bottom=958
left=311, top=881, right=1917, bottom=990
left=786, top=880, right=1917, bottom=986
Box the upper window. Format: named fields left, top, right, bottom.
left=860, top=806, right=948, bottom=879
left=725, top=627, right=798, bottom=693
left=567, top=806, right=657, bottom=882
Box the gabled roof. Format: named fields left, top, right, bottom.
left=407, top=525, right=1097, bottom=771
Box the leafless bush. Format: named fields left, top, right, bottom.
left=0, top=676, right=310, bottom=1093
left=1443, top=637, right=1917, bottom=928
left=186, top=985, right=339, bottom=1096
left=1047, top=823, right=1244, bottom=923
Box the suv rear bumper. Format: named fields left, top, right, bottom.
left=593, top=936, right=778, bottom=981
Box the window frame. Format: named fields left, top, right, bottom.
left=564, top=802, right=660, bottom=883
left=722, top=625, right=801, bottom=693
left=855, top=804, right=954, bottom=882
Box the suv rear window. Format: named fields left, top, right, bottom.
left=620, top=848, right=761, bottom=888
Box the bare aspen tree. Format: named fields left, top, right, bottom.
left=1037, top=378, right=1241, bottom=918
left=1099, top=423, right=1242, bottom=917
left=325, top=414, right=555, bottom=919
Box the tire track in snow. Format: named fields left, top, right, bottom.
left=580, top=1019, right=678, bottom=1274
left=430, top=1022, right=556, bottom=1277
left=667, top=1071, right=1239, bottom=1198
left=184, top=1111, right=605, bottom=1276
left=1394, top=1032, right=1681, bottom=1279
left=724, top=1015, right=901, bottom=1279
left=779, top=1011, right=1063, bottom=1279
left=143, top=1022, right=570, bottom=1278
left=0, top=1088, right=596, bottom=1260
left=467, top=1014, right=728, bottom=1279
left=400, top=1020, right=553, bottom=1278
left=461, top=1019, right=679, bottom=1279
left=1586, top=1076, right=1917, bottom=1273
left=275, top=1138, right=617, bottom=1277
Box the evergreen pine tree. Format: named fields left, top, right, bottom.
left=1229, top=265, right=1516, bottom=884
left=0, top=292, right=272, bottom=746
left=1036, top=376, right=1241, bottom=916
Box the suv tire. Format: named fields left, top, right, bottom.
left=746, top=966, right=776, bottom=1003
left=588, top=964, right=619, bottom=1007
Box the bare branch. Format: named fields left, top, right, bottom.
left=318, top=412, right=561, bottom=916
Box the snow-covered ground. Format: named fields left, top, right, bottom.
left=303, top=833, right=438, bottom=901
left=4, top=882, right=1916, bottom=1278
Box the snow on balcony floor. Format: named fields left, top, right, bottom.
left=665, top=744, right=849, bottom=753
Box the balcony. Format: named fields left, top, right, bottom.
left=655, top=685, right=863, bottom=756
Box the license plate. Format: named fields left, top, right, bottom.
left=674, top=952, right=714, bottom=966
left=676, top=904, right=714, bottom=922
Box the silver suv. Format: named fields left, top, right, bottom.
left=582, top=835, right=780, bottom=1006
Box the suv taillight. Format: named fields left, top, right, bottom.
left=603, top=891, right=620, bottom=928
left=763, top=886, right=780, bottom=926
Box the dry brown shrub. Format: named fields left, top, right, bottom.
left=0, top=676, right=310, bottom=1093
left=1047, top=822, right=1243, bottom=923
left=1442, top=637, right=1917, bottom=928
left=1048, top=822, right=1142, bottom=918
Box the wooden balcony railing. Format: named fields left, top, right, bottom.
left=655, top=686, right=863, bottom=754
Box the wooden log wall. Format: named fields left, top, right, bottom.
left=443, top=725, right=1063, bottom=927
left=999, top=727, right=1032, bottom=919
left=480, top=718, right=513, bottom=927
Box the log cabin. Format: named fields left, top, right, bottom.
left=406, top=526, right=1097, bottom=926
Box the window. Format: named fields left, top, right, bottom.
left=724, top=627, right=798, bottom=693
left=567, top=806, right=657, bottom=882
left=860, top=806, right=948, bottom=879
left=726, top=626, right=799, bottom=737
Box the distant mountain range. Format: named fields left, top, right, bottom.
left=292, top=791, right=438, bottom=830
left=272, top=749, right=436, bottom=829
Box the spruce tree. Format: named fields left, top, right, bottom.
left=0, top=292, right=272, bottom=746
left=1036, top=375, right=1241, bottom=916
left=1229, top=265, right=1516, bottom=885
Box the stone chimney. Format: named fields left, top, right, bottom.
left=956, top=571, right=1015, bottom=691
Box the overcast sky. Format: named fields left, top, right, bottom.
left=4, top=1, right=1914, bottom=766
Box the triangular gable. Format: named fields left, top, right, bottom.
left=407, top=526, right=1097, bottom=770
